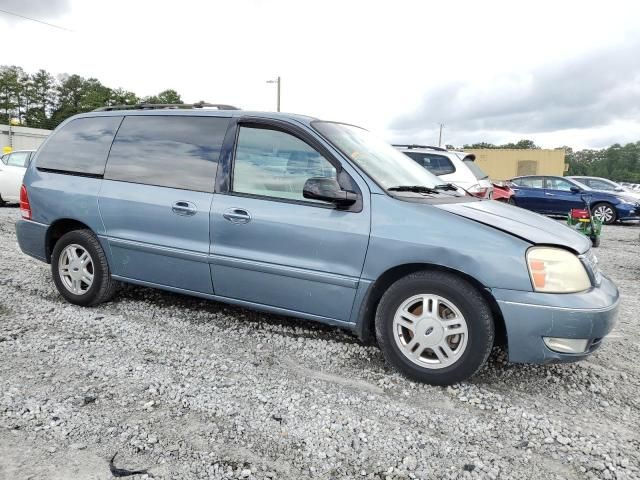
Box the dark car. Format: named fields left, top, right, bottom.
left=510, top=175, right=640, bottom=224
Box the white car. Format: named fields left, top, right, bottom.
left=395, top=145, right=494, bottom=198
left=0, top=150, right=35, bottom=204
left=568, top=176, right=640, bottom=201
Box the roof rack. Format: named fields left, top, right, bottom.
left=392, top=144, right=447, bottom=152
left=93, top=102, right=241, bottom=112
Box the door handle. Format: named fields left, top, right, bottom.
left=223, top=208, right=251, bottom=224
left=545, top=192, right=555, bottom=196
left=172, top=201, right=197, bottom=216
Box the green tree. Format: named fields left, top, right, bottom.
left=0, top=65, right=23, bottom=123
left=51, top=74, right=86, bottom=126
left=1, top=64, right=185, bottom=129
left=501, top=139, right=539, bottom=149
left=110, top=88, right=139, bottom=105
left=143, top=89, right=182, bottom=104
left=25, top=69, right=56, bottom=129
left=463, top=142, right=498, bottom=149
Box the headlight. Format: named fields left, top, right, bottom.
left=526, top=247, right=591, bottom=293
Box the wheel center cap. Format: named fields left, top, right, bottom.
left=416, top=318, right=444, bottom=347
left=69, top=261, right=83, bottom=280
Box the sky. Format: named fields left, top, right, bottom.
left=1, top=0, right=639, bottom=149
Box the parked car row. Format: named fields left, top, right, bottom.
left=15, top=106, right=619, bottom=385
left=510, top=176, right=640, bottom=224
left=393, top=146, right=639, bottom=225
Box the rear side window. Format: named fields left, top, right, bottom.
left=6, top=151, right=31, bottom=167
left=462, top=157, right=488, bottom=179
left=404, top=152, right=455, bottom=175
left=588, top=179, right=615, bottom=191
left=105, top=116, right=229, bottom=193
left=514, top=177, right=544, bottom=188
left=36, top=116, right=122, bottom=175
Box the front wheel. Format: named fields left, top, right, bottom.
left=592, top=203, right=617, bottom=225
left=375, top=271, right=495, bottom=385
left=51, top=229, right=118, bottom=306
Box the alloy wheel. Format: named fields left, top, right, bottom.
left=593, top=205, right=615, bottom=223
left=393, top=294, right=469, bottom=369
left=58, top=244, right=94, bottom=295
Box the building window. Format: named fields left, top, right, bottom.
left=517, top=160, right=538, bottom=176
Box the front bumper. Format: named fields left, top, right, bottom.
left=493, top=274, right=619, bottom=363
left=616, top=203, right=640, bottom=222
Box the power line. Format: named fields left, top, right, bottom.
left=0, top=8, right=73, bottom=32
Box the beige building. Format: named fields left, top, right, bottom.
left=464, top=149, right=566, bottom=181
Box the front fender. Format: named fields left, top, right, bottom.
left=361, top=195, right=533, bottom=291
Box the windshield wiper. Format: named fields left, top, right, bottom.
left=436, top=182, right=473, bottom=197
left=388, top=185, right=440, bottom=194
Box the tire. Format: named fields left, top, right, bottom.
left=591, top=235, right=601, bottom=248
left=507, top=197, right=516, bottom=205
left=0, top=194, right=5, bottom=207
left=375, top=271, right=494, bottom=385
left=591, top=203, right=617, bottom=225
left=51, top=229, right=118, bottom=306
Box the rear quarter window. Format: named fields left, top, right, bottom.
left=104, top=115, right=229, bottom=193
left=36, top=116, right=123, bottom=175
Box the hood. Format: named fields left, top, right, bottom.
left=617, top=191, right=640, bottom=202
left=435, top=200, right=592, bottom=254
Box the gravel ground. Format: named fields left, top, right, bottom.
left=0, top=206, right=639, bottom=480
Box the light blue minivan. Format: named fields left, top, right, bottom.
left=16, top=105, right=619, bottom=384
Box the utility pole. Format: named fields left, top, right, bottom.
left=438, top=123, right=444, bottom=147
left=266, top=76, right=281, bottom=112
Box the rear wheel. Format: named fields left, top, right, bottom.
left=592, top=203, right=616, bottom=225
left=51, top=229, right=118, bottom=306
left=0, top=194, right=5, bottom=206
left=375, top=271, right=494, bottom=385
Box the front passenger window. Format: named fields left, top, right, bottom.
left=233, top=126, right=337, bottom=203
left=546, top=178, right=573, bottom=191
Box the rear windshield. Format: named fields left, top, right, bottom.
left=462, top=157, right=488, bottom=180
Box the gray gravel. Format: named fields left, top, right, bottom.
left=0, top=206, right=639, bottom=480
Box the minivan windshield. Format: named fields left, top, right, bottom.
left=313, top=121, right=443, bottom=191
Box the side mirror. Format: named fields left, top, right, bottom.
left=570, top=186, right=581, bottom=193
left=303, top=177, right=357, bottom=207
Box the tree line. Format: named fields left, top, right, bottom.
left=0, top=65, right=182, bottom=130
left=3, top=64, right=639, bottom=182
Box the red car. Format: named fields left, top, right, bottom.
left=492, top=182, right=515, bottom=204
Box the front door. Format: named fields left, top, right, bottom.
left=98, top=115, right=230, bottom=294
left=544, top=177, right=585, bottom=215
left=210, top=121, right=370, bottom=322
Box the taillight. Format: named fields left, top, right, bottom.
left=468, top=184, right=489, bottom=198
left=20, top=184, right=31, bottom=220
